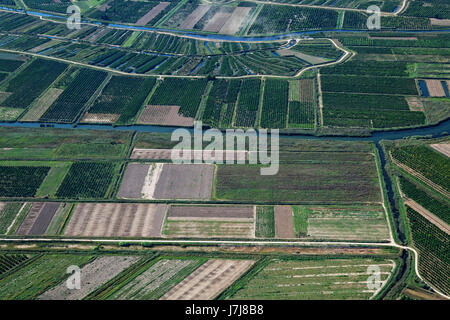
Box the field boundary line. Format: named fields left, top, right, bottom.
left=5, top=202, right=27, bottom=235
left=390, top=152, right=450, bottom=198
left=0, top=237, right=447, bottom=299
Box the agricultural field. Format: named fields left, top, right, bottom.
left=0, top=127, right=132, bottom=161
left=163, top=205, right=255, bottom=238
left=38, top=256, right=140, bottom=300
left=55, top=162, right=119, bottom=199
left=406, top=207, right=449, bottom=295
left=0, top=254, right=94, bottom=299
left=64, top=203, right=168, bottom=238
left=214, top=159, right=380, bottom=203
left=161, top=259, right=255, bottom=300
left=118, top=163, right=214, bottom=200
left=84, top=76, right=156, bottom=124
left=390, top=144, right=449, bottom=194
left=227, top=258, right=395, bottom=300
left=0, top=1, right=449, bottom=302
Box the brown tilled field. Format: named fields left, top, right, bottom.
left=164, top=219, right=255, bottom=238
left=137, top=105, right=194, bottom=126
left=153, top=164, right=214, bottom=200
left=131, top=148, right=248, bottom=161
left=425, top=79, right=446, bottom=97
left=274, top=205, right=294, bottom=239
left=179, top=5, right=211, bottom=29
left=406, top=96, right=425, bottom=111
left=16, top=203, right=60, bottom=236
left=38, top=256, right=140, bottom=300
left=203, top=11, right=232, bottom=32
left=219, top=7, right=252, bottom=35
left=299, top=79, right=315, bottom=103
left=168, top=205, right=254, bottom=219
left=64, top=203, right=168, bottom=237
left=117, top=163, right=150, bottom=199
left=136, top=2, right=170, bottom=26
left=430, top=143, right=450, bottom=157
left=160, top=259, right=255, bottom=300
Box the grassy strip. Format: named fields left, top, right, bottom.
left=292, top=205, right=309, bottom=237
left=255, top=206, right=274, bottom=238
left=6, top=203, right=30, bottom=235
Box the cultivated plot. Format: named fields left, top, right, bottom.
left=64, top=203, right=168, bottom=238
left=38, top=256, right=140, bottom=300
left=164, top=205, right=255, bottom=238
left=229, top=258, right=396, bottom=300
left=161, top=259, right=255, bottom=300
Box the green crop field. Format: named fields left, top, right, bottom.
left=228, top=258, right=395, bottom=300
left=255, top=206, right=275, bottom=238
left=55, top=162, right=118, bottom=199
left=0, top=254, right=93, bottom=300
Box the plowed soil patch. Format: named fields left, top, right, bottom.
left=64, top=203, right=167, bottom=237
left=153, top=164, right=214, bottom=200
left=138, top=105, right=194, bottom=126
left=160, top=259, right=254, bottom=300
left=275, top=205, right=294, bottom=239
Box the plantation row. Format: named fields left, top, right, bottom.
left=0, top=166, right=50, bottom=197
left=40, top=69, right=108, bottom=123
left=1, top=59, right=67, bottom=110
left=399, top=176, right=450, bottom=225
left=406, top=207, right=450, bottom=295
left=322, top=92, right=425, bottom=129
left=0, top=254, right=29, bottom=275
left=89, top=76, right=157, bottom=124
left=391, top=145, right=450, bottom=192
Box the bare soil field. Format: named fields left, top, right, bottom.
left=109, top=259, right=196, bottom=300
left=168, top=205, right=254, bottom=219
left=16, top=203, right=43, bottom=235
left=425, top=79, right=446, bottom=97
left=64, top=203, right=168, bottom=237
left=179, top=5, right=211, bottom=30
left=275, top=205, right=294, bottom=239
left=131, top=148, right=248, bottom=161
left=164, top=220, right=255, bottom=238
left=430, top=143, right=450, bottom=158
left=404, top=199, right=450, bottom=235
left=153, top=164, right=214, bottom=200
left=219, top=7, right=252, bottom=35
left=203, top=11, right=232, bottom=32
left=0, top=202, right=5, bottom=212
left=160, top=259, right=255, bottom=300
left=306, top=205, right=390, bottom=242
left=136, top=2, right=170, bottom=26
left=81, top=112, right=120, bottom=123
left=117, top=163, right=150, bottom=199
left=138, top=105, right=194, bottom=126
left=28, top=202, right=60, bottom=235
left=140, top=163, right=163, bottom=199
left=430, top=18, right=450, bottom=26
left=38, top=256, right=140, bottom=300
left=20, top=88, right=63, bottom=122
left=406, top=96, right=424, bottom=111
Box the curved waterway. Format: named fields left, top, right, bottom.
left=0, top=118, right=448, bottom=142
left=1, top=6, right=450, bottom=43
